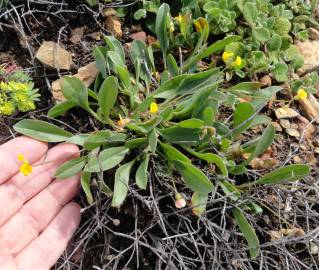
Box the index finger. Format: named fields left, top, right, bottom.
left=0, top=136, right=48, bottom=184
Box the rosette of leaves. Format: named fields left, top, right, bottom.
left=14, top=30, right=310, bottom=258
left=203, top=0, right=239, bottom=34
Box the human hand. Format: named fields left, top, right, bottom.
left=0, top=136, right=81, bottom=270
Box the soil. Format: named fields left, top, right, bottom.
left=1, top=1, right=319, bottom=270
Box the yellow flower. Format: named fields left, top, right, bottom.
left=294, top=88, right=308, bottom=101
left=222, top=51, right=234, bottom=64
left=150, top=102, right=158, bottom=114
left=231, top=56, right=242, bottom=68
left=20, top=162, right=32, bottom=176
left=117, top=115, right=130, bottom=127
left=169, top=19, right=175, bottom=33
left=18, top=154, right=32, bottom=176
left=175, top=14, right=182, bottom=24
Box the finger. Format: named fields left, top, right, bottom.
left=0, top=143, right=79, bottom=226
left=0, top=247, right=17, bottom=270
left=15, top=203, right=81, bottom=270
left=0, top=174, right=80, bottom=256
left=0, top=136, right=48, bottom=184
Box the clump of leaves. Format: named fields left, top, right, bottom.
left=14, top=26, right=310, bottom=258
left=0, top=65, right=39, bottom=115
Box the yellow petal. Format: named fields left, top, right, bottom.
left=20, top=162, right=32, bottom=176
left=222, top=51, right=234, bottom=64
left=18, top=153, right=25, bottom=162
left=150, top=102, right=158, bottom=114
left=294, top=88, right=308, bottom=100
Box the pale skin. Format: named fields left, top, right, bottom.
left=0, top=136, right=81, bottom=270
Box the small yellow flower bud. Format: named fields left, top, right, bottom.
left=294, top=88, right=308, bottom=101
left=150, top=102, right=158, bottom=114
left=18, top=153, right=26, bottom=162
left=222, top=51, right=234, bottom=64
left=117, top=115, right=130, bottom=127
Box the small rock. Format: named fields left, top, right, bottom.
left=70, top=26, right=85, bottom=44
left=250, top=157, right=278, bottom=170
left=293, top=156, right=302, bottom=163
left=310, top=242, right=319, bottom=255
left=296, top=115, right=316, bottom=140
left=272, top=121, right=282, bottom=132
left=51, top=62, right=98, bottom=102
left=286, top=128, right=300, bottom=138
left=35, top=41, right=73, bottom=70
left=280, top=119, right=291, bottom=129
left=296, top=40, right=319, bottom=74
left=308, top=28, right=319, bottom=40
left=112, top=219, right=120, bottom=226
left=315, top=148, right=319, bottom=154
left=129, top=31, right=147, bottom=42
left=105, top=16, right=122, bottom=38
left=275, top=107, right=300, bottom=119
left=260, top=75, right=272, bottom=86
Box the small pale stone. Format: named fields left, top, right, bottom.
left=272, top=121, right=282, bottom=132
left=308, top=28, right=319, bottom=40
left=296, top=40, right=319, bottom=74
left=51, top=62, right=98, bottom=102
left=286, top=128, right=300, bottom=138
left=260, top=75, right=272, bottom=86
left=112, top=219, right=120, bottom=226
left=315, top=148, right=319, bottom=154
left=280, top=119, right=291, bottom=129
left=275, top=107, right=299, bottom=119
left=103, top=8, right=117, bottom=17
left=35, top=41, right=73, bottom=70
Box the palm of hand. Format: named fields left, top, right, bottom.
left=0, top=137, right=81, bottom=270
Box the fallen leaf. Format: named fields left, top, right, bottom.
left=105, top=16, right=122, bottom=38
left=269, top=227, right=305, bottom=241
left=70, top=26, right=85, bottom=44
left=286, top=128, right=300, bottom=138
left=250, top=157, right=278, bottom=170
left=35, top=41, right=73, bottom=70
left=129, top=31, right=147, bottom=42
left=279, top=119, right=291, bottom=129
left=260, top=75, right=272, bottom=86
left=103, top=8, right=117, bottom=17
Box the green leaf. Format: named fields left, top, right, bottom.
left=125, top=138, right=148, bottom=149
left=104, top=35, right=125, bottom=63
left=93, top=46, right=107, bottom=78
left=98, top=76, right=119, bottom=119
left=86, top=146, right=129, bottom=172
left=191, top=192, right=208, bottom=216
left=174, top=160, right=213, bottom=193
left=255, top=164, right=310, bottom=185
left=201, top=35, right=241, bottom=58
left=83, top=130, right=112, bottom=150
left=61, top=77, right=90, bottom=111
left=185, top=148, right=228, bottom=177
left=167, top=53, right=179, bottom=77
left=47, top=101, right=76, bottom=118
left=233, top=102, right=255, bottom=136
left=67, top=134, right=90, bottom=146
left=227, top=82, right=262, bottom=92
left=55, top=157, right=86, bottom=179
left=232, top=208, right=260, bottom=258
left=134, top=8, right=147, bottom=20
left=160, top=143, right=190, bottom=163
left=155, top=3, right=170, bottom=65
left=81, top=171, right=93, bottom=204
left=148, top=129, right=158, bottom=153
left=253, top=124, right=275, bottom=158
left=112, top=160, right=135, bottom=207
left=135, top=154, right=150, bottom=189
left=14, top=119, right=72, bottom=142
left=159, top=126, right=201, bottom=143
left=273, top=63, right=288, bottom=82
left=253, top=27, right=270, bottom=43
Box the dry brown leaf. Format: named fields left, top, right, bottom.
left=35, top=41, right=73, bottom=70
left=269, top=227, right=305, bottom=241
left=129, top=31, right=147, bottom=42
left=275, top=107, right=300, bottom=119
left=250, top=157, right=278, bottom=170
left=105, top=16, right=122, bottom=38
left=70, top=26, right=85, bottom=44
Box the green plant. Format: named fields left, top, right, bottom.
left=0, top=65, right=40, bottom=115
left=0, top=0, right=9, bottom=9
left=14, top=26, right=311, bottom=258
